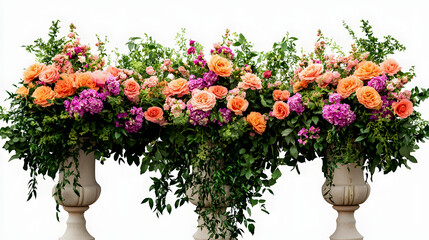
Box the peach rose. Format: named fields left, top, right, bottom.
left=144, top=106, right=164, bottom=123
left=15, top=86, right=29, bottom=98
left=32, top=86, right=55, bottom=107
left=273, top=90, right=290, bottom=101
left=189, top=90, right=216, bottom=111
left=392, top=99, right=413, bottom=118
left=92, top=70, right=110, bottom=88
left=246, top=112, right=266, bottom=135
left=166, top=78, right=189, bottom=97
left=39, top=65, right=60, bottom=84
left=293, top=81, right=309, bottom=93
left=380, top=59, right=401, bottom=76
left=272, top=101, right=290, bottom=120
left=298, top=64, right=323, bottom=82
left=23, top=63, right=45, bottom=84
left=123, top=79, right=141, bottom=102
left=336, top=76, right=363, bottom=98
left=106, top=66, right=121, bottom=77
left=238, top=73, right=262, bottom=90
left=356, top=86, right=383, bottom=110
left=227, top=96, right=249, bottom=115
left=75, top=72, right=99, bottom=91
left=353, top=61, right=382, bottom=80
left=54, top=74, right=76, bottom=98
left=208, top=85, right=228, bottom=99
left=208, top=55, right=232, bottom=77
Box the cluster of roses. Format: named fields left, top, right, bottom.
left=290, top=50, right=413, bottom=132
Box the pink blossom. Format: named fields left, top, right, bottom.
left=146, top=66, right=156, bottom=75
left=164, top=59, right=171, bottom=66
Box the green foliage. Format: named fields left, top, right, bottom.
left=23, top=20, right=66, bottom=64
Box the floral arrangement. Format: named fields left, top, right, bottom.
left=277, top=21, right=429, bottom=181
left=0, top=21, right=161, bottom=216
left=117, top=29, right=299, bottom=238
left=1, top=20, right=428, bottom=239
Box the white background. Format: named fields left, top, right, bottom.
left=1, top=0, right=429, bottom=239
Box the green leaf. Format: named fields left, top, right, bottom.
left=290, top=145, right=298, bottom=159
left=312, top=116, right=319, bottom=125
left=245, top=169, right=253, bottom=179
left=272, top=168, right=282, bottom=180
left=248, top=224, right=255, bottom=235
left=260, top=95, right=269, bottom=107
left=354, top=136, right=366, bottom=142
left=399, top=146, right=410, bottom=157
left=239, top=148, right=246, bottom=154
left=167, top=204, right=172, bottom=214
left=281, top=128, right=293, bottom=137
left=114, top=132, right=121, bottom=139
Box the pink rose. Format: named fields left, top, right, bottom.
left=238, top=73, right=262, bottom=90
left=146, top=66, right=156, bottom=75
left=39, top=65, right=60, bottom=84
left=189, top=90, right=216, bottom=111
left=123, top=79, right=141, bottom=102
left=263, top=70, right=271, bottom=79
left=92, top=70, right=110, bottom=88
left=143, top=76, right=159, bottom=88
left=164, top=59, right=171, bottom=66
left=316, top=71, right=333, bottom=88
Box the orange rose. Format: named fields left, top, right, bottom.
left=392, top=99, right=413, bottom=118
left=356, top=86, right=382, bottom=110
left=227, top=96, right=249, bottom=115
left=353, top=61, right=382, bottom=80
left=208, top=85, right=228, bottom=99
left=144, top=106, right=164, bottom=123
left=190, top=90, right=217, bottom=111
left=293, top=81, right=309, bottom=93
left=336, top=76, right=363, bottom=98
left=273, top=90, right=290, bottom=101
left=15, top=86, right=29, bottom=98
left=246, top=112, right=266, bottom=135
left=123, top=79, right=141, bottom=102
left=106, top=66, right=121, bottom=77
left=167, top=78, right=189, bottom=97
left=39, top=65, right=60, bottom=84
left=380, top=59, right=401, bottom=76
left=272, top=101, right=290, bottom=119
left=54, top=74, right=76, bottom=98
left=32, top=86, right=55, bottom=107
left=238, top=73, right=262, bottom=90
left=23, top=63, right=45, bottom=84
left=298, top=64, right=323, bottom=82
left=208, top=55, right=232, bottom=77
left=75, top=72, right=99, bottom=91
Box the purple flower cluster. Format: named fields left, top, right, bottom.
left=370, top=95, right=394, bottom=121
left=298, top=126, right=320, bottom=145
left=287, top=93, right=305, bottom=115
left=104, top=76, right=120, bottom=96
left=211, top=46, right=234, bottom=59
left=322, top=103, right=356, bottom=128
left=188, top=71, right=219, bottom=91
left=188, top=75, right=204, bottom=91
left=329, top=93, right=342, bottom=104
left=212, top=108, right=233, bottom=126
left=188, top=104, right=211, bottom=126
left=64, top=89, right=104, bottom=117
left=193, top=55, right=207, bottom=67
left=116, top=107, right=144, bottom=133
left=368, top=75, right=387, bottom=92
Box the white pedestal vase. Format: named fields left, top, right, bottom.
left=53, top=149, right=101, bottom=240
left=186, top=185, right=231, bottom=240
left=322, top=163, right=371, bottom=240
